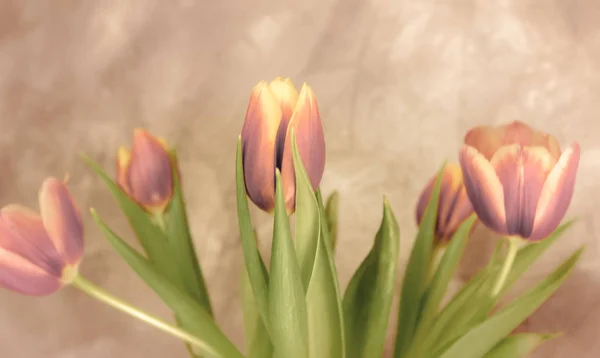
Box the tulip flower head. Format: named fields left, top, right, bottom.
left=241, top=78, right=326, bottom=213
left=416, top=163, right=475, bottom=245
left=460, top=121, right=580, bottom=242
left=117, top=129, right=174, bottom=215
left=0, top=177, right=84, bottom=296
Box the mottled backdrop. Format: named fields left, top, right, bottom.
left=1, top=0, right=599, bottom=357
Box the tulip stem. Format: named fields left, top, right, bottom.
left=70, top=275, right=219, bottom=357
left=491, top=236, right=520, bottom=296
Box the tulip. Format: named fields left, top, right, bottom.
left=0, top=177, right=84, bottom=296
left=117, top=128, right=174, bottom=215
left=459, top=121, right=580, bottom=295
left=416, top=163, right=474, bottom=246
left=460, top=121, right=580, bottom=242
left=241, top=78, right=326, bottom=213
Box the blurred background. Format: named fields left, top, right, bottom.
left=1, top=0, right=599, bottom=357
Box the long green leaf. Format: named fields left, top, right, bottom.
left=427, top=221, right=573, bottom=355
left=317, top=190, right=347, bottom=357
left=269, top=170, right=309, bottom=358
left=290, top=133, right=345, bottom=358
left=91, top=210, right=244, bottom=358
left=81, top=155, right=179, bottom=281
left=440, top=247, right=583, bottom=358
left=406, top=215, right=477, bottom=357
left=499, top=220, right=575, bottom=298
left=241, top=259, right=273, bottom=358
left=343, top=198, right=400, bottom=358
left=293, top=137, right=320, bottom=294
left=393, top=164, right=445, bottom=358
left=164, top=150, right=213, bottom=317
left=235, top=137, right=272, bottom=337
left=483, top=333, right=557, bottom=358
left=324, top=191, right=340, bottom=250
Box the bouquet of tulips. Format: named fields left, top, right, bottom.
left=0, top=77, right=582, bottom=358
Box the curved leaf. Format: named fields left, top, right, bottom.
left=406, top=215, right=477, bottom=357
left=393, top=164, right=445, bottom=358
left=91, top=211, right=243, bottom=358
left=235, top=137, right=271, bottom=337
left=241, top=257, right=273, bottom=358
left=440, top=248, right=583, bottom=358
left=324, top=191, right=340, bottom=250
left=268, top=170, right=309, bottom=358
left=290, top=133, right=345, bottom=358
left=81, top=155, right=178, bottom=281
left=343, top=198, right=400, bottom=358
left=483, top=333, right=557, bottom=358
left=165, top=150, right=213, bottom=315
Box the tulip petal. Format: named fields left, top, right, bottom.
left=459, top=145, right=508, bottom=234
left=127, top=128, right=174, bottom=211
left=502, top=121, right=562, bottom=160
left=530, top=143, right=580, bottom=241
left=441, top=188, right=474, bottom=242
left=415, top=177, right=435, bottom=227
left=280, top=83, right=326, bottom=211
left=39, top=177, right=84, bottom=265
left=490, top=145, right=556, bottom=238
left=437, top=164, right=465, bottom=231
left=269, top=77, right=299, bottom=167
left=464, top=125, right=504, bottom=160
left=116, top=146, right=133, bottom=194
left=241, top=81, right=283, bottom=212
left=0, top=205, right=63, bottom=276
left=0, top=245, right=62, bottom=296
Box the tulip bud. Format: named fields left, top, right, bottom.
left=117, top=129, right=174, bottom=215
left=416, top=163, right=475, bottom=245
left=0, top=177, right=84, bottom=296
left=460, top=121, right=580, bottom=241
left=241, top=79, right=326, bottom=213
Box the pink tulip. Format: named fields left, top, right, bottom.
left=117, top=129, right=174, bottom=214
left=241, top=78, right=326, bottom=213
left=460, top=121, right=580, bottom=241
left=0, top=177, right=84, bottom=296
left=416, top=163, right=475, bottom=245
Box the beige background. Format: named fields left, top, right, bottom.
left=1, top=0, right=599, bottom=357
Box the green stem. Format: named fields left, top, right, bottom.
left=70, top=275, right=219, bottom=357
left=491, top=236, right=519, bottom=296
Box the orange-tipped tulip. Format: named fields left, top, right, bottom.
left=241, top=78, right=326, bottom=213
left=460, top=121, right=580, bottom=241
left=0, top=177, right=84, bottom=296
left=117, top=129, right=174, bottom=214
left=416, top=163, right=474, bottom=245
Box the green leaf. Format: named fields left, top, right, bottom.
left=291, top=133, right=345, bottom=358
left=241, top=253, right=273, bottom=358
left=499, top=220, right=575, bottom=298
left=235, top=137, right=272, bottom=337
left=393, top=164, right=445, bottom=358
left=91, top=210, right=244, bottom=358
left=81, top=155, right=179, bottom=282
left=165, top=149, right=213, bottom=316
left=406, top=215, right=478, bottom=357
left=439, top=247, right=583, bottom=358
left=268, top=170, right=309, bottom=358
left=483, top=333, right=557, bottom=358
left=343, top=198, right=400, bottom=358
left=324, top=191, right=340, bottom=250
left=426, top=222, right=573, bottom=356
left=293, top=136, right=321, bottom=293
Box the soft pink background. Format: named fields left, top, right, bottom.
left=1, top=0, right=599, bottom=357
